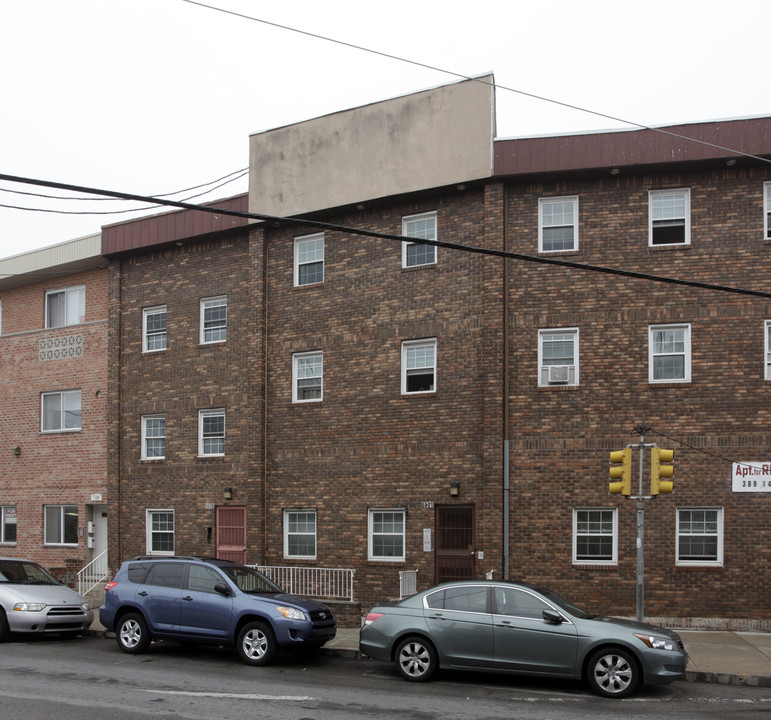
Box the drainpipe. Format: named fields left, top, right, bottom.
left=503, top=184, right=510, bottom=581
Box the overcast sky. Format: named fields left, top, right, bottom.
left=0, top=0, right=768, bottom=259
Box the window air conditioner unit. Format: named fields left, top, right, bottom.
left=547, top=365, right=571, bottom=384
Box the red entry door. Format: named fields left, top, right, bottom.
left=216, top=506, right=247, bottom=564
left=435, top=505, right=475, bottom=584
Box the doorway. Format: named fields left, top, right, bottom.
left=435, top=505, right=475, bottom=583
left=216, top=506, right=247, bottom=564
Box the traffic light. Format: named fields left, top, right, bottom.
left=651, top=448, right=674, bottom=494
left=609, top=449, right=632, bottom=495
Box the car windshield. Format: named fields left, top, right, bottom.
left=536, top=587, right=595, bottom=619
left=0, top=560, right=60, bottom=585
left=220, top=565, right=283, bottom=594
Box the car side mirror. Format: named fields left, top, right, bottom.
left=543, top=608, right=563, bottom=624
left=214, top=582, right=231, bottom=596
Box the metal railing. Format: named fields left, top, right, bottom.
left=253, top=565, right=355, bottom=602
left=77, top=549, right=109, bottom=596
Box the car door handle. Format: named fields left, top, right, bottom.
left=137, top=591, right=148, bottom=597
left=183, top=596, right=193, bottom=602
left=427, top=614, right=447, bottom=620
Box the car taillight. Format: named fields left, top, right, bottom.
left=364, top=612, right=384, bottom=626
left=104, top=581, right=118, bottom=592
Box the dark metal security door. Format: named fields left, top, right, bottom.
left=216, top=506, right=247, bottom=564
left=436, top=505, right=475, bottom=583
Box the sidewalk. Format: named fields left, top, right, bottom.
left=89, top=619, right=771, bottom=687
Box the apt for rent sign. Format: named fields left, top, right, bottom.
left=732, top=462, right=771, bottom=492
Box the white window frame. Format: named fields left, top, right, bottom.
left=41, top=389, right=82, bottom=432
left=765, top=182, right=771, bottom=240
left=198, top=409, right=225, bottom=457
left=0, top=298, right=3, bottom=336
left=143, top=305, right=167, bottom=353
left=402, top=211, right=437, bottom=268
left=766, top=320, right=771, bottom=381
left=368, top=508, right=406, bottom=561
left=292, top=351, right=323, bottom=403
left=573, top=508, right=618, bottom=565
left=45, top=285, right=85, bottom=328
left=539, top=196, right=578, bottom=253
left=1, top=505, right=17, bottom=544
left=283, top=509, right=317, bottom=559
left=200, top=296, right=227, bottom=344
left=676, top=507, right=723, bottom=566
left=649, top=324, right=691, bottom=383
left=146, top=509, right=175, bottom=556
left=44, top=504, right=78, bottom=546
left=142, top=414, right=166, bottom=460
left=401, top=338, right=436, bottom=395
left=538, top=328, right=579, bottom=387
left=649, top=188, right=691, bottom=246
left=294, top=233, right=325, bottom=287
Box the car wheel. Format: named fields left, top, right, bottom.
left=237, top=621, right=277, bottom=666
left=395, top=636, right=437, bottom=682
left=116, top=612, right=151, bottom=654
left=0, top=610, right=9, bottom=642
left=587, top=647, right=640, bottom=698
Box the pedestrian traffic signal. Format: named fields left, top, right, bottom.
left=651, top=448, right=674, bottom=495
left=609, top=449, right=632, bottom=495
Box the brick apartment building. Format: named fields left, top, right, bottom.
left=95, top=76, right=771, bottom=628
left=0, top=235, right=109, bottom=583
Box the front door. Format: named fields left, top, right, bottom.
left=216, top=506, right=247, bottom=564
left=435, top=505, right=475, bottom=584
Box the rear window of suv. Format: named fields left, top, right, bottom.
left=127, top=562, right=153, bottom=584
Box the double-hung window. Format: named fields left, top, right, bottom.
left=649, top=324, right=691, bottom=383
left=143, top=305, right=167, bottom=352
left=200, top=296, right=227, bottom=344
left=146, top=509, right=174, bottom=555
left=294, top=233, right=324, bottom=286
left=44, top=504, right=78, bottom=545
left=292, top=351, right=323, bottom=403
left=539, top=196, right=578, bottom=252
left=368, top=509, right=405, bottom=561
left=765, top=182, right=771, bottom=240
left=41, top=389, right=81, bottom=432
left=402, top=212, right=437, bottom=268
left=677, top=508, right=723, bottom=566
left=1, top=506, right=17, bottom=543
left=199, top=409, right=225, bottom=457
left=142, top=414, right=166, bottom=459
left=284, top=510, right=317, bottom=559
left=46, top=285, right=85, bottom=328
left=402, top=338, right=436, bottom=394
left=649, top=189, right=691, bottom=246
left=538, top=328, right=578, bottom=386
left=573, top=508, right=617, bottom=564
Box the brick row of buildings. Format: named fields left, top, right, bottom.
left=1, top=76, right=769, bottom=628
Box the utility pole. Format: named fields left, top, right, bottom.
left=632, top=425, right=653, bottom=623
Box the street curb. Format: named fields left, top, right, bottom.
left=685, top=670, right=771, bottom=688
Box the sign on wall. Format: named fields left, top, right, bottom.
left=732, top=462, right=771, bottom=492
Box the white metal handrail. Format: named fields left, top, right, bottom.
left=77, top=549, right=109, bottom=596
left=253, top=565, right=355, bottom=602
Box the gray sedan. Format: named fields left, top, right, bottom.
left=359, top=580, right=686, bottom=698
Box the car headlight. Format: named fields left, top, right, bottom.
left=634, top=632, right=678, bottom=651
left=14, top=602, right=47, bottom=612
left=81, top=602, right=91, bottom=612
left=276, top=606, right=307, bottom=621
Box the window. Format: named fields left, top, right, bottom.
left=143, top=305, right=167, bottom=352
left=44, top=504, right=78, bottom=545
left=199, top=409, right=225, bottom=457
left=493, top=586, right=551, bottom=618
left=573, top=508, right=617, bottom=564
left=293, top=351, right=323, bottom=403
left=294, top=233, right=324, bottom=286
left=677, top=508, right=723, bottom=566
left=766, top=321, right=771, bottom=381
left=368, top=509, right=405, bottom=561
left=0, top=298, right=2, bottom=335
left=187, top=564, right=225, bottom=593
left=146, top=510, right=175, bottom=555
left=45, top=285, right=85, bottom=328
left=539, top=196, right=578, bottom=252
left=402, top=212, right=437, bottom=268
left=649, top=324, right=691, bottom=383
left=284, top=510, right=317, bottom=559
left=200, top=296, right=227, bottom=344
left=649, top=189, right=690, bottom=246
left=538, top=329, right=578, bottom=386
left=402, top=338, right=436, bottom=394
left=427, top=585, right=489, bottom=613
left=1, top=506, right=17, bottom=543
left=41, top=390, right=81, bottom=432
left=765, top=182, right=771, bottom=240
left=142, top=415, right=166, bottom=459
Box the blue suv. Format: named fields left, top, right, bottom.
left=100, top=556, right=336, bottom=665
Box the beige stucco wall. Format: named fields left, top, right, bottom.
left=249, top=75, right=496, bottom=219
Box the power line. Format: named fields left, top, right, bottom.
left=180, top=0, right=771, bottom=166
left=1, top=171, right=769, bottom=300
